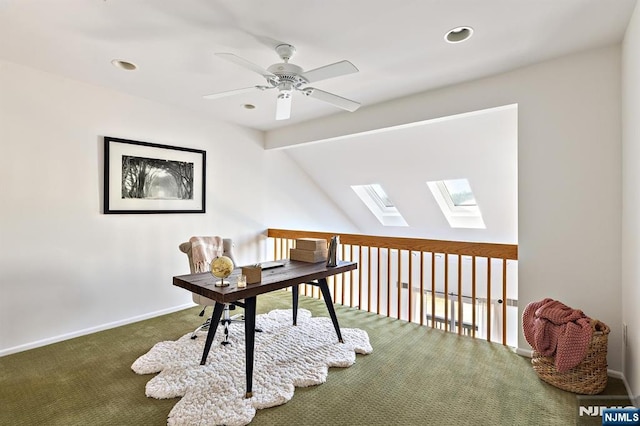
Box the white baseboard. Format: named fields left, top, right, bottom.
left=612, top=371, right=639, bottom=408
left=515, top=347, right=533, bottom=358
left=0, top=303, right=195, bottom=357
left=620, top=374, right=640, bottom=408
left=607, top=369, right=624, bottom=379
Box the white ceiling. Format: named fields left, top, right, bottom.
left=0, top=0, right=636, bottom=132
left=1, top=0, right=636, bottom=242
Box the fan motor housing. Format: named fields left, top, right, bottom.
left=267, top=63, right=308, bottom=88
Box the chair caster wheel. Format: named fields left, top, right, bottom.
left=256, top=328, right=263, bottom=333
left=190, top=335, right=198, bottom=340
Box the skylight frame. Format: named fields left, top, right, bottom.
left=352, top=183, right=408, bottom=227
left=427, top=179, right=486, bottom=229
left=364, top=184, right=395, bottom=211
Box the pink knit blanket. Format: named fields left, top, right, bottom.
left=522, top=298, right=593, bottom=372
left=189, top=236, right=223, bottom=273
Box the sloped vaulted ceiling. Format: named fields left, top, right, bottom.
left=282, top=105, right=518, bottom=243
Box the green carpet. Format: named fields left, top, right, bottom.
left=0, top=290, right=630, bottom=425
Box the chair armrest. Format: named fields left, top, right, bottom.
left=179, top=242, right=191, bottom=255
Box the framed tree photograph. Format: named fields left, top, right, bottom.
left=103, top=136, right=206, bottom=214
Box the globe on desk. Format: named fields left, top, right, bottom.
left=210, top=255, right=234, bottom=287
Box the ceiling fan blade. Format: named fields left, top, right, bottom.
left=301, top=60, right=358, bottom=83
left=203, top=86, right=266, bottom=100
left=215, top=53, right=277, bottom=79
left=304, top=88, right=361, bottom=112
left=275, top=92, right=292, bottom=120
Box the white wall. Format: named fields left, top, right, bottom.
left=0, top=60, right=355, bottom=355
left=266, top=46, right=624, bottom=372
left=262, top=149, right=359, bottom=235
left=622, top=2, right=640, bottom=405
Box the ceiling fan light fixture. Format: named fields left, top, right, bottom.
left=111, top=59, right=138, bottom=71
left=275, top=93, right=292, bottom=120
left=206, top=44, right=361, bottom=121
left=445, top=26, right=474, bottom=44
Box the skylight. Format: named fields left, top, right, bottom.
left=352, top=184, right=408, bottom=227
left=365, top=184, right=395, bottom=209
left=442, top=178, right=476, bottom=207
left=427, top=179, right=485, bottom=229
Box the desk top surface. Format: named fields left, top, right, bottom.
left=173, top=259, right=357, bottom=303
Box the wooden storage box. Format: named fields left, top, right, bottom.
left=290, top=248, right=328, bottom=263
left=241, top=265, right=262, bottom=284
left=295, top=238, right=327, bottom=251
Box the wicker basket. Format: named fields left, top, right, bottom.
left=531, top=320, right=610, bottom=394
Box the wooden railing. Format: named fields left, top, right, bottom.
left=267, top=228, right=518, bottom=346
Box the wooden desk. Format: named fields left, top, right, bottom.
left=173, top=259, right=357, bottom=398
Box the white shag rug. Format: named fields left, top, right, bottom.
left=132, top=308, right=372, bottom=426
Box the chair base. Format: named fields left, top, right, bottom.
left=191, top=305, right=247, bottom=345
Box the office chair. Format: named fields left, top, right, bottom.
left=178, top=237, right=244, bottom=345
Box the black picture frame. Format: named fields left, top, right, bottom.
left=103, top=136, right=206, bottom=214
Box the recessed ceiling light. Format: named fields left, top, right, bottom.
left=243, top=104, right=256, bottom=110
left=445, top=26, right=474, bottom=44
left=111, top=59, right=138, bottom=71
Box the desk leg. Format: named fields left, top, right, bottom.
left=319, top=278, right=344, bottom=343
left=292, top=284, right=299, bottom=326
left=200, top=302, right=225, bottom=365
left=244, top=296, right=257, bottom=398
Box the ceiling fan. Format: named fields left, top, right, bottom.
left=204, top=44, right=361, bottom=120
